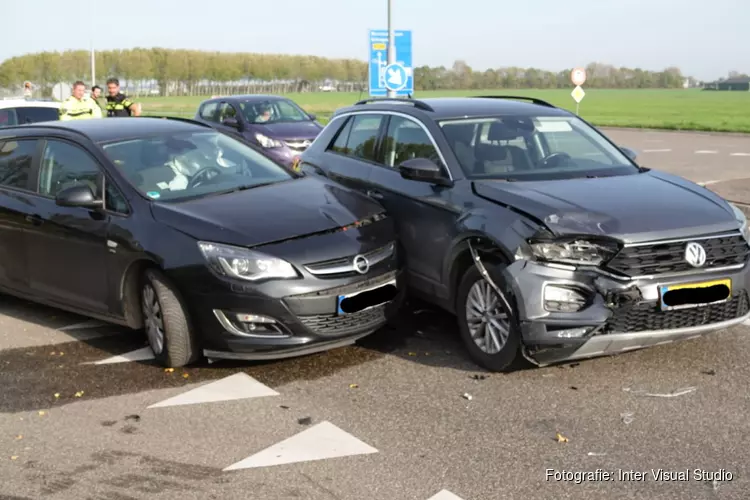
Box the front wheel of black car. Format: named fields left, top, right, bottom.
left=456, top=264, right=523, bottom=372
left=141, top=269, right=200, bottom=368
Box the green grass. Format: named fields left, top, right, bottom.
left=139, top=89, right=750, bottom=133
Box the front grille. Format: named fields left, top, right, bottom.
left=298, top=303, right=388, bottom=337
left=304, top=242, right=395, bottom=277
left=605, top=233, right=750, bottom=277
left=284, top=139, right=313, bottom=153
left=603, top=291, right=749, bottom=334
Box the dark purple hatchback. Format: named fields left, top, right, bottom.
left=194, top=95, right=324, bottom=167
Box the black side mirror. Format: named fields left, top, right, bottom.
left=620, top=146, right=637, bottom=162
left=398, top=158, right=453, bottom=187
left=308, top=113, right=317, bottom=121
left=222, top=117, right=241, bottom=129
left=55, top=184, right=103, bottom=209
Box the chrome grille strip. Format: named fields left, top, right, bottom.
left=304, top=243, right=395, bottom=276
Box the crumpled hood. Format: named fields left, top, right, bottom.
left=151, top=176, right=385, bottom=247
left=254, top=121, right=322, bottom=141
left=473, top=170, right=739, bottom=243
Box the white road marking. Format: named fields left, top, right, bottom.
left=85, top=346, right=155, bottom=365
left=642, top=148, right=672, bottom=153
left=427, top=490, right=466, bottom=500
left=223, top=421, right=378, bottom=471
left=730, top=153, right=750, bottom=157
left=743, top=319, right=750, bottom=326
left=147, top=372, right=279, bottom=408
left=695, top=150, right=718, bottom=154
left=698, top=180, right=722, bottom=186
left=59, top=319, right=108, bottom=331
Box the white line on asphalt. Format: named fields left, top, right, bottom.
left=59, top=319, right=108, bottom=331
left=147, top=373, right=279, bottom=408
left=85, top=346, right=155, bottom=365
left=743, top=319, right=750, bottom=326
left=223, top=421, right=378, bottom=471
left=642, top=149, right=672, bottom=153
left=695, top=150, right=718, bottom=154
left=730, top=153, right=750, bottom=157
left=427, top=490, right=466, bottom=500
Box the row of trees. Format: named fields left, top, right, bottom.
left=0, top=48, right=691, bottom=97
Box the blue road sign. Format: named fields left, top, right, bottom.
left=368, top=29, right=413, bottom=97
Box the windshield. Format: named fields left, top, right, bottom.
left=101, top=131, right=295, bottom=201
left=439, top=114, right=637, bottom=181
left=240, top=99, right=310, bottom=124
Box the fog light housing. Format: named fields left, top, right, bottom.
left=553, top=327, right=594, bottom=338
left=544, top=285, right=588, bottom=312
left=213, top=310, right=289, bottom=338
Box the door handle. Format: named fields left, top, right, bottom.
left=25, top=214, right=43, bottom=226
left=366, top=190, right=384, bottom=200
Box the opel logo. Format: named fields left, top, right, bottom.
left=353, top=255, right=370, bottom=275
left=684, top=242, right=707, bottom=268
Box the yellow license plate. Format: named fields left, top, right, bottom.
left=659, top=278, right=731, bottom=310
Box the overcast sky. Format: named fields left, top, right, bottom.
left=2, top=0, right=746, bottom=80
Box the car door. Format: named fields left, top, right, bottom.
left=0, top=138, right=40, bottom=293
left=366, top=114, right=460, bottom=292
left=24, top=138, right=111, bottom=313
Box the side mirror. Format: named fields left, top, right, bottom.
left=398, top=158, right=452, bottom=187
left=222, top=117, right=241, bottom=129
left=308, top=113, right=317, bottom=121
left=55, top=184, right=103, bottom=209
left=620, top=146, right=637, bottom=162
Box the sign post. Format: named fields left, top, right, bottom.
left=368, top=29, right=413, bottom=97
left=570, top=67, right=586, bottom=115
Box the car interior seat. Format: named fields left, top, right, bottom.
left=474, top=121, right=534, bottom=175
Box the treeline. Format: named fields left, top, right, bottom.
left=0, top=48, right=690, bottom=97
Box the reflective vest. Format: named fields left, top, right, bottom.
left=106, top=93, right=135, bottom=117
left=59, top=96, right=102, bottom=120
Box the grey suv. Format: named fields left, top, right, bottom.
left=296, top=95, right=750, bottom=371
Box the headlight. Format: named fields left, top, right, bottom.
left=255, top=133, right=283, bottom=148
left=529, top=239, right=617, bottom=266
left=198, top=241, right=298, bottom=281
left=729, top=203, right=750, bottom=242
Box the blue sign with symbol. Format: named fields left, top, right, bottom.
left=368, top=29, right=413, bottom=97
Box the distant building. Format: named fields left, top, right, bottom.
left=702, top=77, right=750, bottom=91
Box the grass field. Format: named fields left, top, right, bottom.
left=138, top=89, right=750, bottom=133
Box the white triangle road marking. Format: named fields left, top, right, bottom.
left=59, top=319, right=109, bottom=331
left=427, top=490, right=466, bottom=500
left=743, top=319, right=750, bottom=326
left=84, top=346, right=155, bottom=365
left=148, top=372, right=279, bottom=408
left=223, top=421, right=378, bottom=471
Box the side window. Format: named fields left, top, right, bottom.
left=199, top=102, right=219, bottom=122
left=0, top=139, right=37, bottom=190
left=38, top=140, right=102, bottom=198
left=105, top=180, right=129, bottom=214
left=337, top=115, right=384, bottom=162
left=382, top=116, right=443, bottom=168
left=218, top=103, right=237, bottom=121
left=16, top=107, right=59, bottom=124
left=329, top=117, right=354, bottom=154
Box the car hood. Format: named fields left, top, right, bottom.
left=254, top=121, right=322, bottom=141
left=473, top=170, right=739, bottom=243
left=150, top=176, right=385, bottom=247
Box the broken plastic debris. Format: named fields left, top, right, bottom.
left=349, top=384, right=358, bottom=389
left=556, top=432, right=569, bottom=443
left=620, top=412, right=634, bottom=425
left=623, top=386, right=696, bottom=398
left=587, top=452, right=607, bottom=456
left=462, top=393, right=473, bottom=401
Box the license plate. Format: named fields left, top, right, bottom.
left=659, top=278, right=732, bottom=311
left=337, top=279, right=397, bottom=315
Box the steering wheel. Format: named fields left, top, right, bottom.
left=538, top=152, right=572, bottom=168
left=187, top=166, right=224, bottom=189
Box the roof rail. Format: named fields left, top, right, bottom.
left=148, top=115, right=213, bottom=128
left=354, top=97, right=434, bottom=112
left=470, top=95, right=556, bottom=108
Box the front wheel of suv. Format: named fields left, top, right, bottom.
left=455, top=263, right=523, bottom=372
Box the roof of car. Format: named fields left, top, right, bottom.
left=203, top=94, right=291, bottom=104
left=334, top=96, right=572, bottom=120
left=0, top=99, right=60, bottom=110
left=9, top=117, right=213, bottom=143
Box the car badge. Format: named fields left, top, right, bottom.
left=353, top=255, right=370, bottom=275
left=684, top=241, right=707, bottom=267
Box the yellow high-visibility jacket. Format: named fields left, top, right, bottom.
left=59, top=96, right=102, bottom=120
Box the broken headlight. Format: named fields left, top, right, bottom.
left=528, top=239, right=618, bottom=266
left=729, top=203, right=750, bottom=243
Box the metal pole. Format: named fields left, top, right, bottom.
left=90, top=42, right=96, bottom=87
left=386, top=0, right=395, bottom=98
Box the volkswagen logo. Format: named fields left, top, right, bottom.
left=353, top=255, right=370, bottom=275
left=684, top=241, right=707, bottom=268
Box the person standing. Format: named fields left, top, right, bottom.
left=59, top=81, right=102, bottom=121
left=105, top=78, right=141, bottom=117
left=90, top=85, right=107, bottom=115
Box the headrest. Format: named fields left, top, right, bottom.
left=488, top=118, right=535, bottom=141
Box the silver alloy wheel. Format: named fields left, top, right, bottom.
left=465, top=279, right=510, bottom=354
left=142, top=283, right=165, bottom=355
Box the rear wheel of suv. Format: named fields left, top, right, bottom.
left=141, top=268, right=200, bottom=368
left=455, top=263, right=523, bottom=372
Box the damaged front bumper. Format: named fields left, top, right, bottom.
left=499, top=258, right=750, bottom=366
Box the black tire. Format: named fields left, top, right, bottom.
left=142, top=268, right=200, bottom=368
left=455, top=263, right=523, bottom=372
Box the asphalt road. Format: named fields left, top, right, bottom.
left=1, top=128, right=750, bottom=500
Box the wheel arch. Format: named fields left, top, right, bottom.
left=118, top=258, right=162, bottom=329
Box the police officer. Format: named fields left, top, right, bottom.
left=59, top=81, right=102, bottom=121
left=105, top=78, right=141, bottom=117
